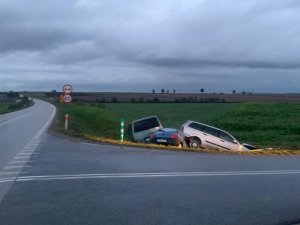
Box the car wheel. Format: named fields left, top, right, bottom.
left=189, top=137, right=201, bottom=148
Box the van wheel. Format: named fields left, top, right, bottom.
left=190, top=138, right=201, bottom=148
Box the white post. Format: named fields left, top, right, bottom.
left=65, top=114, right=69, bottom=130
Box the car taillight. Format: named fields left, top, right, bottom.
left=170, top=133, right=178, bottom=139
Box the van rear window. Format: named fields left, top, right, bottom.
left=133, top=117, right=160, bottom=132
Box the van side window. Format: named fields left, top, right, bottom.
left=218, top=130, right=234, bottom=143
left=134, top=117, right=160, bottom=132
left=189, top=122, right=206, bottom=131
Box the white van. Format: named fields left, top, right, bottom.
left=180, top=120, right=256, bottom=151
left=128, top=116, right=163, bottom=142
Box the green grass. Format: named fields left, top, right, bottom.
left=0, top=97, right=34, bottom=115
left=54, top=102, right=300, bottom=150
left=0, top=103, right=11, bottom=114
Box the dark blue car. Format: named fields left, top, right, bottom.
left=149, top=128, right=186, bottom=147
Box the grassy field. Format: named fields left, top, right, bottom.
left=53, top=102, right=300, bottom=150
left=0, top=103, right=11, bottom=114
left=0, top=97, right=34, bottom=115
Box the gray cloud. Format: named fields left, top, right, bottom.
left=0, top=0, right=300, bottom=92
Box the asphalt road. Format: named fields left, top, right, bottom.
left=1, top=102, right=300, bottom=225
left=0, top=99, right=56, bottom=201
left=1, top=136, right=300, bottom=225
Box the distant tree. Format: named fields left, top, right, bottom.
left=232, top=90, right=236, bottom=94
left=161, top=89, right=165, bottom=94
left=242, top=91, right=246, bottom=95
left=173, top=89, right=176, bottom=94
left=153, top=97, right=160, bottom=103
left=200, top=88, right=204, bottom=94
left=166, top=90, right=169, bottom=94
left=111, top=97, right=118, bottom=103
left=152, top=89, right=155, bottom=94
left=7, top=91, right=19, bottom=97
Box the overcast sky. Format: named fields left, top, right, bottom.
left=0, top=0, right=300, bottom=93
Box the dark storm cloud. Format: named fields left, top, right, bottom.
left=134, top=58, right=300, bottom=70
left=0, top=0, right=300, bottom=92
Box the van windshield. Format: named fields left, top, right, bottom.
left=134, top=117, right=160, bottom=132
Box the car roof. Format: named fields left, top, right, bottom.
left=158, top=128, right=178, bottom=132
left=185, top=120, right=231, bottom=134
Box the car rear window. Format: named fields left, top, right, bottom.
left=133, top=117, right=160, bottom=132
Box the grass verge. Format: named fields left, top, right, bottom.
left=50, top=101, right=300, bottom=155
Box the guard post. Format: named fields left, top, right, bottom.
left=120, top=118, right=125, bottom=142
left=65, top=114, right=69, bottom=131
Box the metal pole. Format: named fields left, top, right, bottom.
left=120, top=118, right=124, bottom=142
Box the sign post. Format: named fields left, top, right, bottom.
left=61, top=84, right=73, bottom=131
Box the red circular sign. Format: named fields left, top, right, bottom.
left=63, top=94, right=72, bottom=103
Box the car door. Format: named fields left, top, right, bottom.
left=201, top=126, right=222, bottom=149
left=217, top=130, right=240, bottom=151
left=201, top=127, right=238, bottom=151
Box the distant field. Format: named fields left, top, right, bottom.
left=54, top=102, right=300, bottom=150
left=71, top=92, right=300, bottom=103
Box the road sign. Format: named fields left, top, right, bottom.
left=63, top=94, right=72, bottom=103
left=63, top=84, right=73, bottom=94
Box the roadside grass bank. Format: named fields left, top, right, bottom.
left=50, top=101, right=300, bottom=155
left=0, top=103, right=11, bottom=114
left=0, top=97, right=34, bottom=114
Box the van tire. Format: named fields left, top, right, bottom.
left=190, top=137, right=201, bottom=148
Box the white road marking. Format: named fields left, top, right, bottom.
left=15, top=170, right=300, bottom=182
left=9, top=160, right=32, bottom=164
left=20, top=150, right=35, bottom=153
left=1, top=170, right=300, bottom=183
left=0, top=172, right=19, bottom=175
left=13, top=156, right=30, bottom=160
left=4, top=165, right=24, bottom=170
left=0, top=178, right=16, bottom=183
left=18, top=153, right=38, bottom=156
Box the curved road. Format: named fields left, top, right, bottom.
left=0, top=99, right=56, bottom=200
left=1, top=101, right=300, bottom=225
